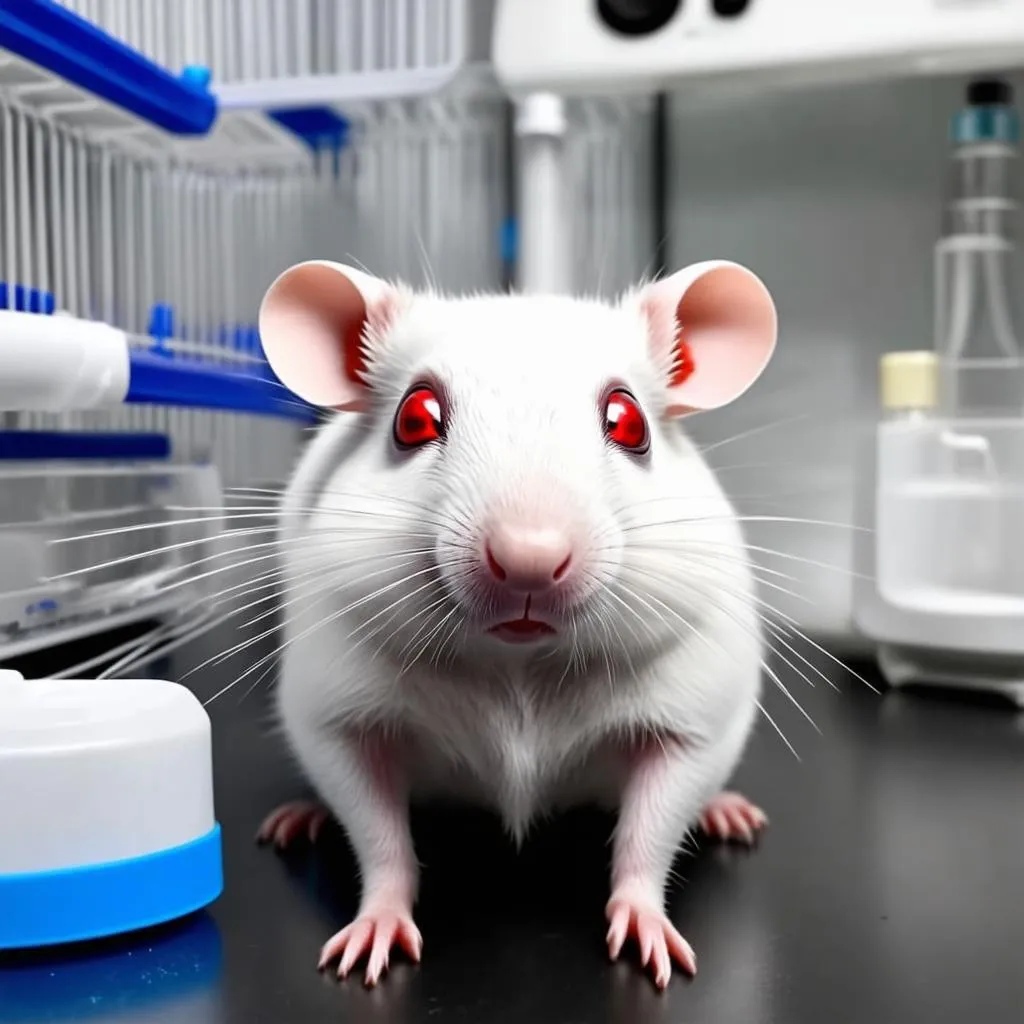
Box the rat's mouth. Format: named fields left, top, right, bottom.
left=487, top=596, right=557, bottom=645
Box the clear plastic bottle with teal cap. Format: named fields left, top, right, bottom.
left=936, top=78, right=1024, bottom=415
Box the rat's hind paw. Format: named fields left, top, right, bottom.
left=319, top=909, right=423, bottom=987
left=256, top=800, right=330, bottom=849
left=698, top=791, right=768, bottom=845
left=606, top=888, right=696, bottom=990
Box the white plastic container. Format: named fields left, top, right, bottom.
left=0, top=672, right=222, bottom=948
left=854, top=353, right=1024, bottom=705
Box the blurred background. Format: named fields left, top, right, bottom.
left=3, top=4, right=1024, bottom=1023
left=3, top=1, right=1024, bottom=699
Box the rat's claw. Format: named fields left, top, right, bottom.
left=318, top=908, right=422, bottom=985
left=318, top=924, right=352, bottom=971
left=606, top=890, right=696, bottom=989
left=256, top=800, right=329, bottom=849
left=644, top=924, right=673, bottom=991
left=338, top=920, right=374, bottom=979
left=606, top=902, right=630, bottom=960
left=365, top=916, right=401, bottom=987
left=396, top=918, right=424, bottom=964
left=698, top=791, right=768, bottom=845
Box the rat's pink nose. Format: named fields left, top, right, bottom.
left=485, top=523, right=573, bottom=592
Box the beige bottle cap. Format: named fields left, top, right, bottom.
left=880, top=351, right=938, bottom=410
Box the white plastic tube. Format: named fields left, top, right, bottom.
left=516, top=92, right=570, bottom=294
left=0, top=310, right=130, bottom=412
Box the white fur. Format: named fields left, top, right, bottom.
left=274, top=289, right=763, bottom=910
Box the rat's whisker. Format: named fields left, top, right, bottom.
left=45, top=521, right=435, bottom=583
left=400, top=602, right=463, bottom=675
left=755, top=697, right=800, bottom=761
left=98, top=609, right=227, bottom=679
left=696, top=412, right=813, bottom=457
left=212, top=555, right=451, bottom=675
left=627, top=533, right=867, bottom=584
left=93, top=545, right=438, bottom=681
left=761, top=659, right=820, bottom=733
left=643, top=556, right=873, bottom=695
left=623, top=540, right=799, bottom=584
left=622, top=513, right=868, bottom=536
left=386, top=594, right=453, bottom=666
left=47, top=617, right=187, bottom=679
left=173, top=543, right=423, bottom=612
left=630, top=548, right=811, bottom=609
left=599, top=577, right=664, bottom=652
left=634, top=564, right=816, bottom=722
left=762, top=618, right=840, bottom=692
left=202, top=564, right=445, bottom=707
left=51, top=508, right=328, bottom=545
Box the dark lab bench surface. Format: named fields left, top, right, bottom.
left=2, top=630, right=1024, bottom=1024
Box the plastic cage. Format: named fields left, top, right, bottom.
left=0, top=0, right=654, bottom=660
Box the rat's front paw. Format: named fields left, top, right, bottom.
left=698, top=791, right=768, bottom=845
left=606, top=886, right=696, bottom=990
left=319, top=907, right=423, bottom=988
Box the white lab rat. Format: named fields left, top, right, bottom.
left=254, top=259, right=777, bottom=989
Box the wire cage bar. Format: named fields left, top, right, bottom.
left=59, top=0, right=496, bottom=106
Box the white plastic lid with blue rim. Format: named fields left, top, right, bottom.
left=0, top=670, right=223, bottom=949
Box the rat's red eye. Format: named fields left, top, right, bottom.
left=394, top=386, right=444, bottom=448
left=604, top=389, right=649, bottom=454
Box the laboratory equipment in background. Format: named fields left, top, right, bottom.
left=0, top=0, right=658, bottom=664
left=495, top=0, right=1024, bottom=97
left=854, top=79, right=1024, bottom=705
left=0, top=670, right=223, bottom=949
left=0, top=1, right=514, bottom=663
left=5, top=0, right=1024, bottom=695
left=493, top=0, right=1024, bottom=666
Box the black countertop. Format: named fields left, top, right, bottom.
left=3, top=630, right=1024, bottom=1024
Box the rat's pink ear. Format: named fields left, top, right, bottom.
left=258, top=260, right=397, bottom=410
left=640, top=261, right=777, bottom=416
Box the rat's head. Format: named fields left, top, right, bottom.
left=260, top=261, right=776, bottom=670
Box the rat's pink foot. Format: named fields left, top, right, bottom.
left=606, top=886, right=696, bottom=990
left=319, top=907, right=423, bottom=988
left=256, top=800, right=329, bottom=849
left=698, top=791, right=768, bottom=845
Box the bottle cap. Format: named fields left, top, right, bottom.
left=880, top=351, right=939, bottom=411
left=952, top=78, right=1019, bottom=145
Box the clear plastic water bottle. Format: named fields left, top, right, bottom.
left=935, top=78, right=1023, bottom=414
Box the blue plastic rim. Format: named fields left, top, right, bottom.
left=0, top=824, right=223, bottom=950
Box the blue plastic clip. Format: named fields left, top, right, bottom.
left=269, top=106, right=350, bottom=151
left=147, top=303, right=176, bottom=353
left=500, top=217, right=518, bottom=266
left=0, top=1, right=217, bottom=136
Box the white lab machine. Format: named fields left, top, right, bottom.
left=495, top=0, right=1024, bottom=97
